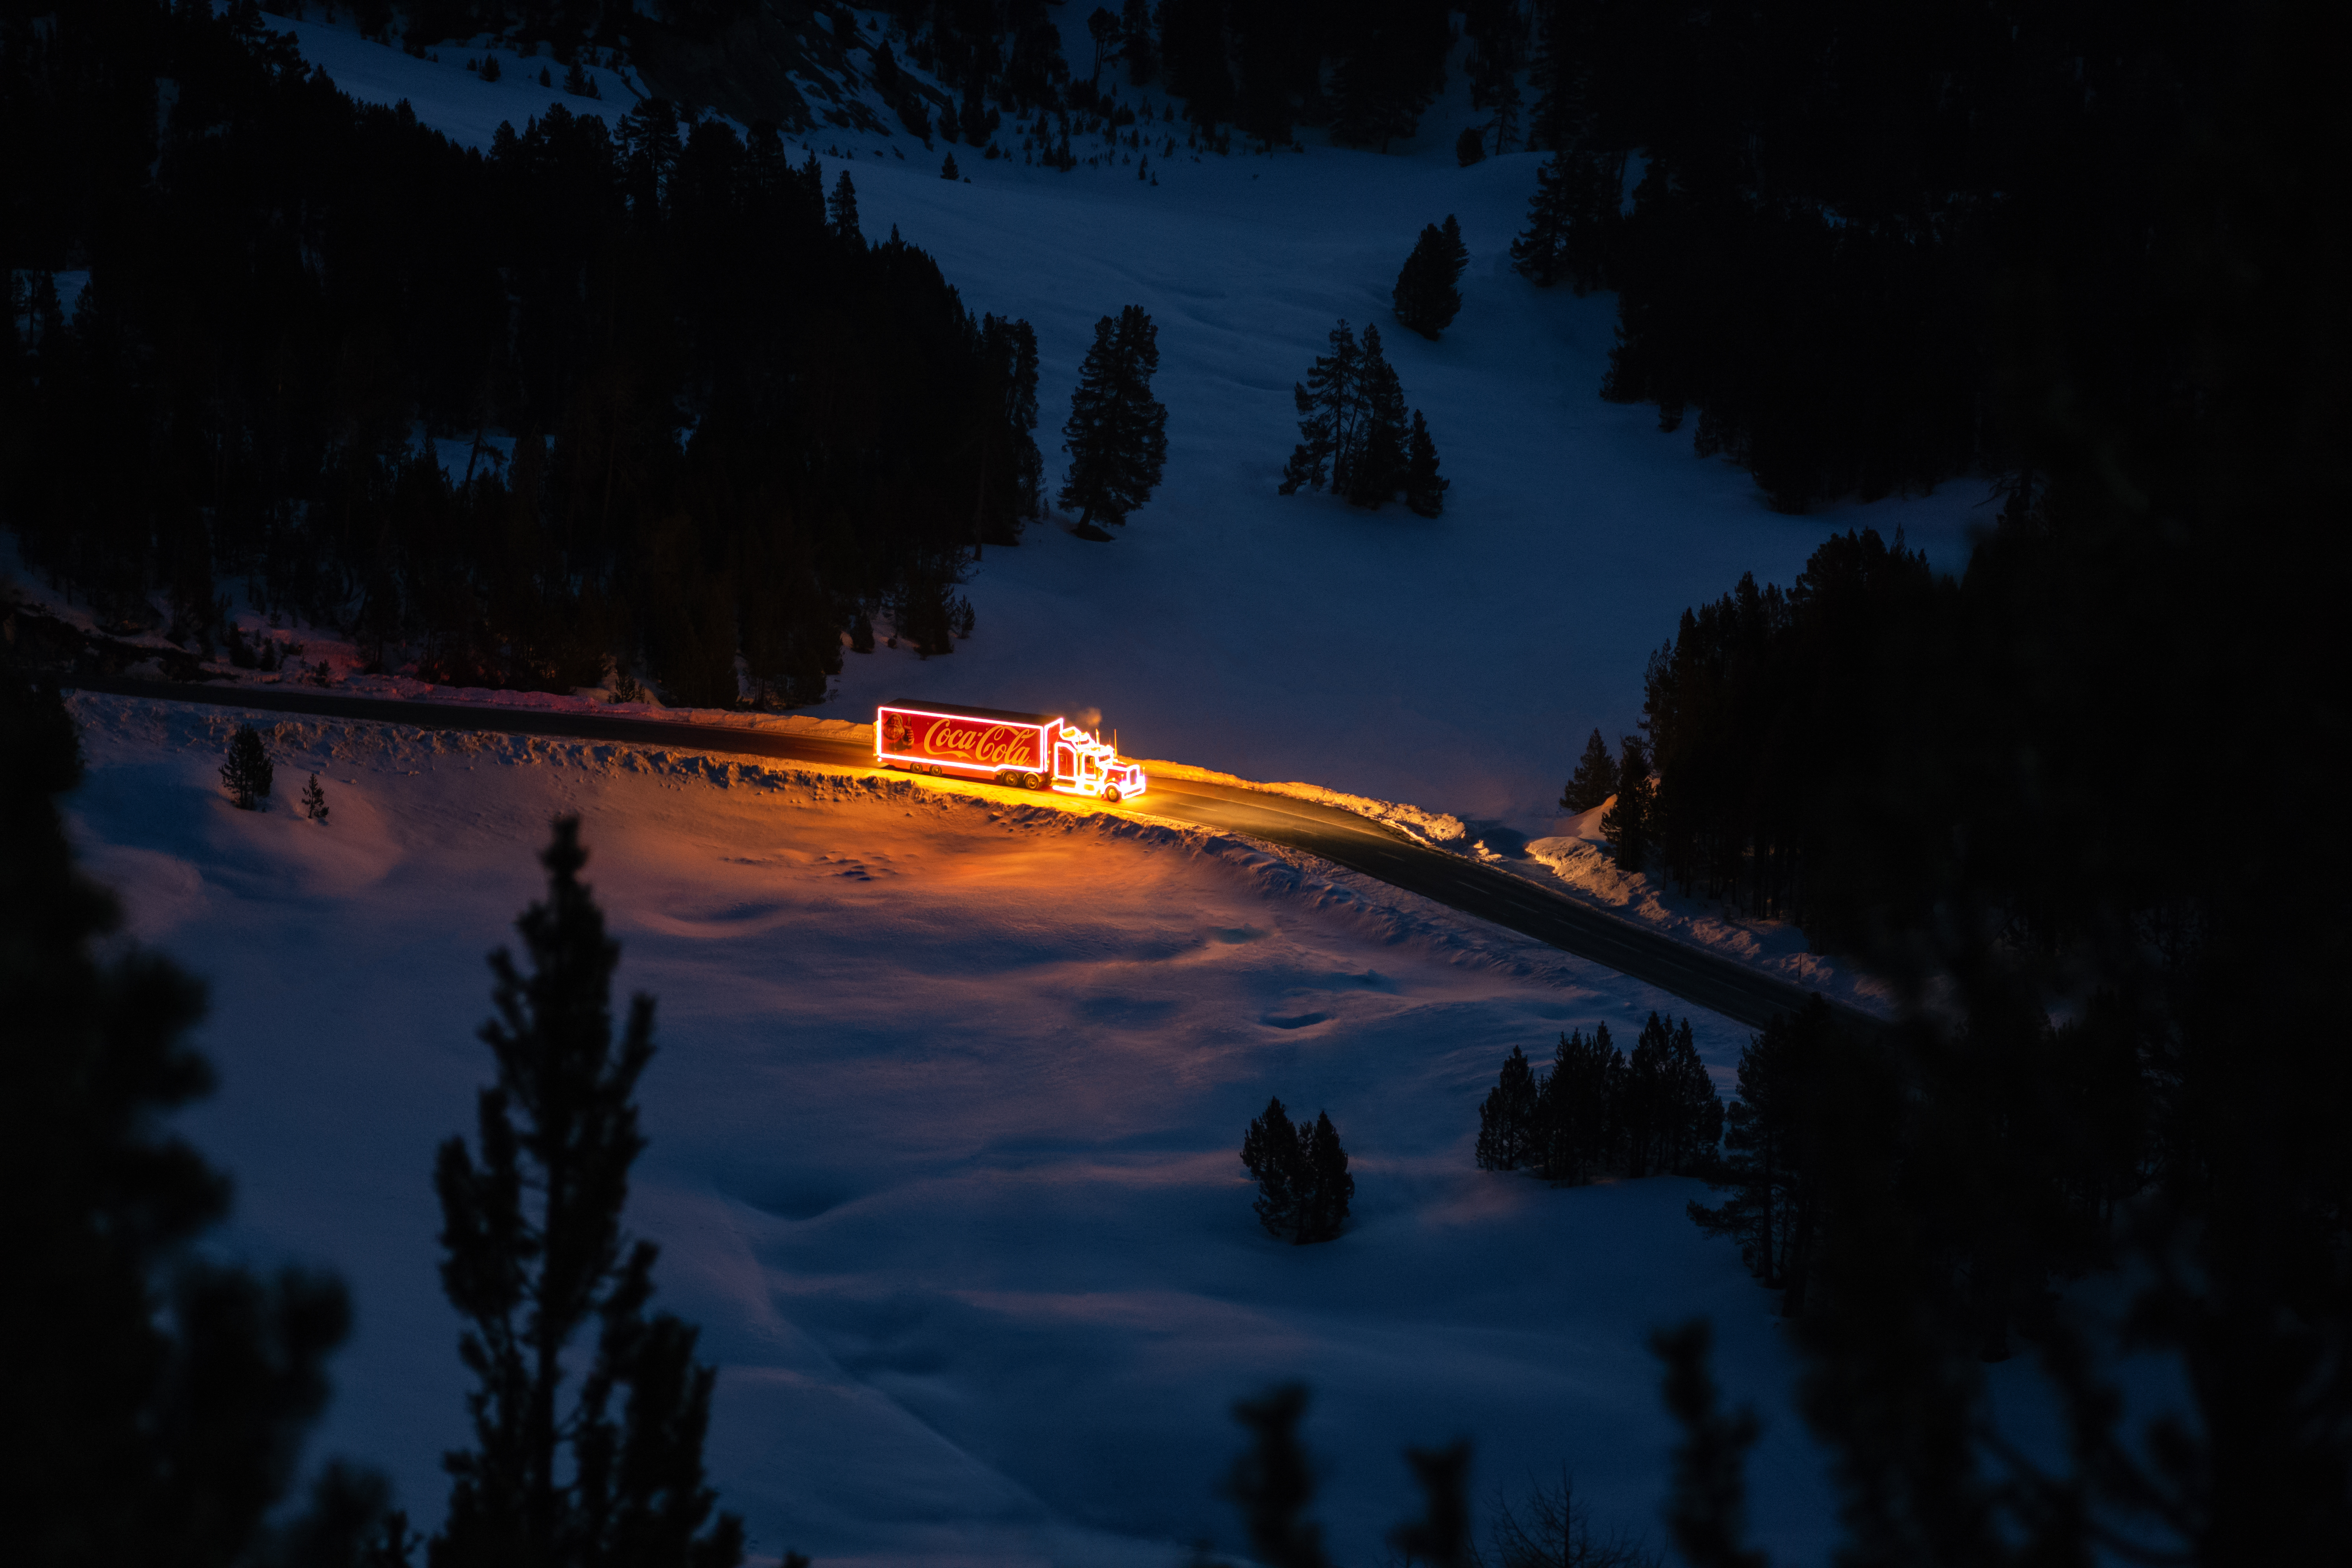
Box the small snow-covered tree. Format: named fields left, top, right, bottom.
left=220, top=725, right=274, bottom=810
left=1242, top=1099, right=1353, bottom=1244
left=1298, top=1111, right=1354, bottom=1243
left=1243, top=1096, right=1305, bottom=1239
left=1392, top=217, right=1466, bottom=340
left=1601, top=735, right=1652, bottom=872
left=1403, top=410, right=1448, bottom=517
left=1562, top=727, right=1619, bottom=813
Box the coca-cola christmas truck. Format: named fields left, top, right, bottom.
left=874, top=701, right=1148, bottom=804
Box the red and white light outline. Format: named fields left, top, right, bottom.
left=873, top=704, right=1147, bottom=801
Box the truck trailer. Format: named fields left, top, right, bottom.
left=874, top=701, right=1147, bottom=803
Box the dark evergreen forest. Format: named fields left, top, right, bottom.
left=1605, top=0, right=2352, bottom=1558
left=1, top=1, right=1043, bottom=706
left=1504, top=0, right=2213, bottom=513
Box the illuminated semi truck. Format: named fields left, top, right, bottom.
left=875, top=701, right=1148, bottom=804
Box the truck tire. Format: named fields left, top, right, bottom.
left=1023, top=771, right=1044, bottom=790
left=1102, top=784, right=1123, bottom=805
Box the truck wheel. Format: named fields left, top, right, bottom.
left=1102, top=784, right=1123, bottom=805
left=1023, top=771, right=1044, bottom=790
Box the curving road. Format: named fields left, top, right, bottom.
left=64, top=676, right=1863, bottom=1032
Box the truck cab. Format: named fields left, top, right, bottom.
left=1052, top=724, right=1146, bottom=804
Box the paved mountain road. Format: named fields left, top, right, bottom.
left=65, top=677, right=1864, bottom=1032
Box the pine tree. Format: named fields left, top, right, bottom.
left=1510, top=153, right=1577, bottom=286
left=1331, top=0, right=1452, bottom=152
left=1224, top=1384, right=1331, bottom=1568
left=1242, top=1096, right=1305, bottom=1240
left=1298, top=1111, right=1354, bottom=1243
left=1346, top=326, right=1409, bottom=508
left=220, top=724, right=275, bottom=810
left=1158, top=0, right=1233, bottom=124
left=431, top=819, right=745, bottom=1568
left=1392, top=220, right=1464, bottom=340
left=1664, top=1016, right=1724, bottom=1176
left=619, top=96, right=682, bottom=209
left=941, top=152, right=959, bottom=179
left=1389, top=1441, right=1475, bottom=1568
left=301, top=772, right=330, bottom=823
left=1402, top=411, right=1447, bottom=517
left=1600, top=735, right=1651, bottom=872
left=1687, top=998, right=1834, bottom=1314
left=1523, top=0, right=1577, bottom=152
left=959, top=79, right=995, bottom=145
left=1241, top=1099, right=1352, bottom=1244
left=827, top=169, right=860, bottom=241
left=1279, top=321, right=1364, bottom=496
left=1058, top=304, right=1169, bottom=527
left=1625, top=1011, right=1674, bottom=1177
left=1466, top=3, right=1525, bottom=154
left=1475, top=1044, right=1541, bottom=1170
left=1535, top=1024, right=1623, bottom=1184
left=1087, top=6, right=1121, bottom=81
left=1121, top=0, right=1157, bottom=84
left=1561, top=727, right=1618, bottom=812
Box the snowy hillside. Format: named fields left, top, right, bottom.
left=67, top=692, right=1915, bottom=1563
left=253, top=10, right=1990, bottom=845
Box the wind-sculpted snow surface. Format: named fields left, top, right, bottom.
left=64, top=693, right=1909, bottom=1563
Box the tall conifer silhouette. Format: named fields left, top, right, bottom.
left=1058, top=305, right=1169, bottom=528
left=1280, top=322, right=1365, bottom=496
left=433, top=819, right=744, bottom=1568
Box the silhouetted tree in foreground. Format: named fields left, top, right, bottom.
left=431, top=818, right=746, bottom=1568
left=6, top=669, right=401, bottom=1564
left=1204, top=1383, right=1474, bottom=1568
left=1201, top=1381, right=1653, bottom=1568
left=1480, top=1469, right=1662, bottom=1568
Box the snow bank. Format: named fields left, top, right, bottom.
left=1516, top=803, right=1898, bottom=1019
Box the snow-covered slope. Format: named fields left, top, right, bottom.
left=251, top=10, right=1989, bottom=851
left=70, top=692, right=1911, bottom=1563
